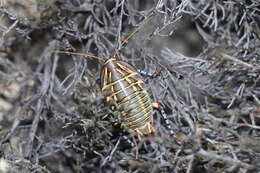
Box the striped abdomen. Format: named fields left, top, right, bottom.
left=101, top=59, right=153, bottom=135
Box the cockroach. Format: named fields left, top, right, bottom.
left=54, top=14, right=176, bottom=139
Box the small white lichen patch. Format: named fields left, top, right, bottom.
left=0, top=159, right=10, bottom=173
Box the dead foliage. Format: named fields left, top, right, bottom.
left=0, top=0, right=259, bottom=172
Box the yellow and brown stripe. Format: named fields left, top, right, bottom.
left=101, top=59, right=153, bottom=135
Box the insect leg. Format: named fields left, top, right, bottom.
left=137, top=69, right=153, bottom=78
left=153, top=103, right=184, bottom=144
left=119, top=133, right=135, bottom=148
left=137, top=67, right=165, bottom=78
left=152, top=103, right=175, bottom=136
left=101, top=131, right=136, bottom=166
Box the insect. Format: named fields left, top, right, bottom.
left=54, top=14, right=176, bottom=139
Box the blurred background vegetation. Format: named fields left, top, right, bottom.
left=0, top=0, right=259, bottom=172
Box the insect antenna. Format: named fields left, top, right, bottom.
left=53, top=50, right=106, bottom=63
left=111, top=14, right=157, bottom=59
